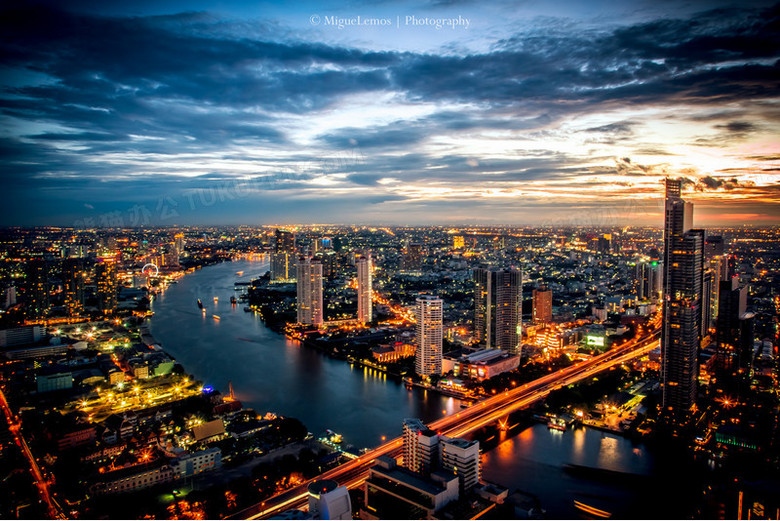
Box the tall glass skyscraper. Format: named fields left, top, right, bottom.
left=473, top=268, right=522, bottom=353
left=661, top=178, right=704, bottom=412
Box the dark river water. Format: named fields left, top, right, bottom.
left=148, top=259, right=462, bottom=450
left=150, top=259, right=690, bottom=518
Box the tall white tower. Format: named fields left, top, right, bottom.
left=357, top=254, right=372, bottom=324
left=296, top=257, right=323, bottom=326
left=415, top=295, right=443, bottom=377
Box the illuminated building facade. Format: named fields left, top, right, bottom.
left=272, top=229, right=296, bottom=282
left=532, top=285, right=552, bottom=325
left=402, top=418, right=439, bottom=474
left=415, top=295, right=443, bottom=377
left=63, top=258, right=85, bottom=316
left=296, top=256, right=323, bottom=326
left=473, top=268, right=522, bottom=353
left=357, top=254, right=372, bottom=323
left=453, top=235, right=465, bottom=250
left=661, top=178, right=703, bottom=412
left=439, top=437, right=480, bottom=492
left=96, top=256, right=118, bottom=315
left=24, top=259, right=49, bottom=319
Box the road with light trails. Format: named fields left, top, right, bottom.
left=229, top=321, right=661, bottom=520
left=0, top=388, right=66, bottom=519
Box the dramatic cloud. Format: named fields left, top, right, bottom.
left=0, top=1, right=778, bottom=226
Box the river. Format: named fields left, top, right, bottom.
left=150, top=259, right=695, bottom=517
left=148, top=259, right=462, bottom=450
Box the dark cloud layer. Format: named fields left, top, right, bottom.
left=0, top=2, right=778, bottom=225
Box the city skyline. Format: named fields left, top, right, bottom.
left=1, top=0, right=779, bottom=227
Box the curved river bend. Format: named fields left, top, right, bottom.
left=149, top=259, right=461, bottom=450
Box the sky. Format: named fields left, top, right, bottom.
left=1, top=0, right=779, bottom=228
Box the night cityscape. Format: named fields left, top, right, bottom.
left=1, top=1, right=779, bottom=520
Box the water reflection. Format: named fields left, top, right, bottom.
left=481, top=424, right=655, bottom=519
left=149, top=259, right=460, bottom=449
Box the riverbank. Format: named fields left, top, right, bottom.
left=148, top=259, right=462, bottom=451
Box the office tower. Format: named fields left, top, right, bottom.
left=63, top=258, right=85, bottom=316
left=716, top=275, right=752, bottom=371
left=402, top=418, right=439, bottom=475
left=24, top=259, right=49, bottom=319
left=661, top=178, right=703, bottom=412
left=357, top=254, right=372, bottom=324
left=598, top=234, right=611, bottom=254
left=403, top=243, right=423, bottom=271
left=95, top=256, right=118, bottom=314
left=702, top=270, right=713, bottom=334
left=439, top=437, right=480, bottom=492
left=532, top=285, right=553, bottom=325
left=320, top=249, right=340, bottom=279
left=307, top=480, right=352, bottom=520
left=635, top=260, right=663, bottom=300
left=453, top=236, right=465, bottom=250
left=473, top=268, right=522, bottom=353
left=296, top=257, right=323, bottom=326
left=415, top=295, right=443, bottom=377
left=173, top=233, right=185, bottom=258
left=271, top=229, right=296, bottom=282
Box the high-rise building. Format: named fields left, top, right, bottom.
left=704, top=235, right=725, bottom=258
left=63, top=258, right=85, bottom=317
left=661, top=178, right=703, bottom=412
left=173, top=233, right=185, bottom=258
left=24, top=259, right=49, bottom=319
left=532, top=285, right=552, bottom=325
left=403, top=243, right=423, bottom=271
left=702, top=270, right=713, bottom=335
left=453, top=236, right=465, bottom=250
left=439, top=437, right=480, bottom=492
left=635, top=260, right=663, bottom=300
left=271, top=229, right=296, bottom=282
left=716, top=275, right=752, bottom=371
left=402, top=418, right=439, bottom=475
left=357, top=254, right=372, bottom=324
left=473, top=268, right=522, bottom=353
left=95, top=256, right=118, bottom=315
left=296, top=257, right=323, bottom=326
left=415, top=295, right=443, bottom=377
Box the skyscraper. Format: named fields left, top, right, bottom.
left=661, top=179, right=703, bottom=412
left=296, top=256, right=323, bottom=326
left=173, top=232, right=185, bottom=258
left=271, top=229, right=296, bottom=282
left=473, top=268, right=522, bottom=353
left=63, top=258, right=85, bottom=317
left=356, top=254, right=372, bottom=324
left=24, top=259, right=49, bottom=319
left=415, top=295, right=443, bottom=377
left=95, top=256, right=118, bottom=315
left=532, top=285, right=552, bottom=325
left=635, top=260, right=663, bottom=300
left=716, top=275, right=752, bottom=372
